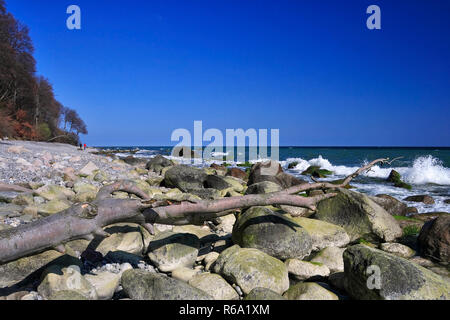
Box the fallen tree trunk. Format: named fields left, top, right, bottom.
left=0, top=158, right=393, bottom=264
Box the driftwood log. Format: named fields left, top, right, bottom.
left=0, top=158, right=393, bottom=264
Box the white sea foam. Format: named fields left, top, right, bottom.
left=285, top=155, right=450, bottom=185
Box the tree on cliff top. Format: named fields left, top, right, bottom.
left=0, top=0, right=86, bottom=144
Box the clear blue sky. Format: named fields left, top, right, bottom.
left=6, top=0, right=450, bottom=146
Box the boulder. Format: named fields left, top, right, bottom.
left=404, top=195, right=435, bottom=205
left=188, top=273, right=239, bottom=300
left=96, top=223, right=147, bottom=257
left=227, top=168, right=247, bottom=180
left=188, top=188, right=222, bottom=200
left=315, top=188, right=402, bottom=242
left=0, top=250, right=65, bottom=288
left=343, top=244, right=450, bottom=300
left=280, top=205, right=315, bottom=218
left=232, top=206, right=313, bottom=260
left=387, top=170, right=412, bottom=190
left=204, top=175, right=233, bottom=190
left=78, top=162, right=99, bottom=177
left=146, top=155, right=174, bottom=174
left=164, top=165, right=207, bottom=192
left=84, top=269, right=126, bottom=300
left=310, top=247, right=346, bottom=274
left=213, top=245, right=289, bottom=295
left=290, top=217, right=350, bottom=251
left=35, top=185, right=75, bottom=201
left=244, top=287, right=286, bottom=300
left=148, top=231, right=200, bottom=272
left=301, top=166, right=333, bottom=178
left=245, top=181, right=282, bottom=195
left=38, top=264, right=98, bottom=300
left=371, top=194, right=408, bottom=216
left=171, top=267, right=201, bottom=283
left=285, top=259, right=330, bottom=280
left=380, top=243, right=415, bottom=258
left=418, top=216, right=450, bottom=265
left=283, top=282, right=339, bottom=300
left=121, top=269, right=212, bottom=300
left=37, top=199, right=72, bottom=216
left=248, top=160, right=305, bottom=188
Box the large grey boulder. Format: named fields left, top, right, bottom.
left=121, top=269, right=212, bottom=300
left=148, top=231, right=200, bottom=272
left=343, top=245, right=450, bottom=300
left=315, top=188, right=402, bottom=242
left=232, top=206, right=313, bottom=260
left=370, top=194, right=408, bottom=216
left=164, top=165, right=207, bottom=192
left=248, top=160, right=305, bottom=188
left=146, top=155, right=174, bottom=175
left=213, top=245, right=289, bottom=295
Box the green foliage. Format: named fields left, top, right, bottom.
left=237, top=161, right=252, bottom=168
left=37, top=123, right=51, bottom=140
left=403, top=225, right=421, bottom=237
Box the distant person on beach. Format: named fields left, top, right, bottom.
left=84, top=144, right=87, bottom=150
left=79, top=144, right=82, bottom=150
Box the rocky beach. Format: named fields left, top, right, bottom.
left=0, top=140, right=449, bottom=301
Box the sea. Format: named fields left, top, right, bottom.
left=96, top=146, right=450, bottom=214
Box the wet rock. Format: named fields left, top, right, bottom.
left=404, top=195, right=435, bottom=205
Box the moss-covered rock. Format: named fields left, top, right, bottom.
left=290, top=217, right=350, bottom=251
left=37, top=199, right=71, bottom=216
left=343, top=244, right=450, bottom=300
left=0, top=250, right=64, bottom=288
left=244, top=287, right=286, bottom=300
left=232, top=206, right=313, bottom=260
left=315, top=188, right=402, bottom=242
left=148, top=231, right=200, bottom=272
left=121, top=269, right=212, bottom=300
left=283, top=282, right=339, bottom=300
left=301, top=166, right=333, bottom=178
left=387, top=170, right=412, bottom=190
left=213, top=245, right=289, bottom=295
left=35, top=185, right=75, bottom=201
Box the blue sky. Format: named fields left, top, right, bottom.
left=6, top=0, right=450, bottom=146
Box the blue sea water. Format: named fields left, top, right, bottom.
left=97, top=146, right=450, bottom=214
